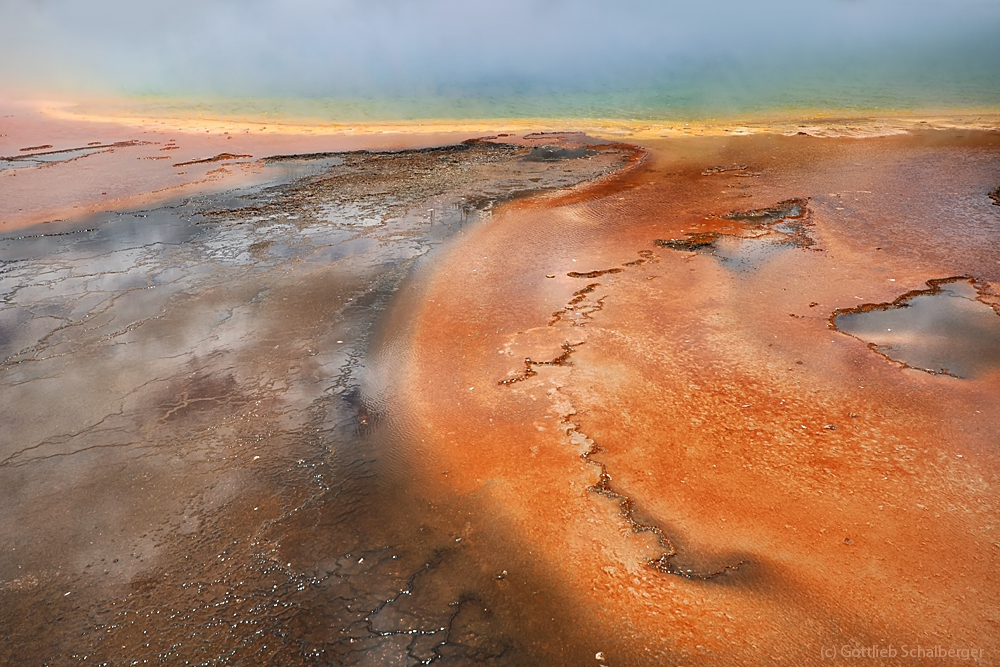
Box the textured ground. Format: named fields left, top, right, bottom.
left=2, top=119, right=999, bottom=665
left=0, top=133, right=638, bottom=665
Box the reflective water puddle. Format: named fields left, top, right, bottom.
left=654, top=198, right=814, bottom=271
left=834, top=278, right=1000, bottom=378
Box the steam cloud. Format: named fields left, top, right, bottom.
left=1, top=0, right=998, bottom=108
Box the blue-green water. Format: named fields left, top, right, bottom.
left=83, top=44, right=1000, bottom=124
left=80, top=73, right=1000, bottom=126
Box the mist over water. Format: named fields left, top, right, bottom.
left=3, top=0, right=999, bottom=119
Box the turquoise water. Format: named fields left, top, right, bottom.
left=89, top=76, right=1000, bottom=126
left=91, top=50, right=1000, bottom=124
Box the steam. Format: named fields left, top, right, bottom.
left=1, top=0, right=998, bottom=112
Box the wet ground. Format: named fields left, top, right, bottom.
left=4, top=125, right=1000, bottom=666
left=398, top=131, right=1000, bottom=665
left=0, top=137, right=639, bottom=665
left=0, top=100, right=506, bottom=234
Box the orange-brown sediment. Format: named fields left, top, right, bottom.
left=397, top=131, right=1000, bottom=664
left=4, top=97, right=1000, bottom=663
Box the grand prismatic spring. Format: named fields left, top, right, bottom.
left=2, top=2, right=1000, bottom=665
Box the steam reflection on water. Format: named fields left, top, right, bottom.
left=835, top=278, right=1000, bottom=378
left=0, top=143, right=632, bottom=665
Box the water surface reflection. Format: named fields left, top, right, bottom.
left=834, top=278, right=1000, bottom=378
left=0, top=139, right=636, bottom=664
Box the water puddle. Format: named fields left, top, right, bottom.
left=654, top=198, right=814, bottom=271
left=833, top=278, right=1000, bottom=378
left=0, top=141, right=149, bottom=171
left=0, top=147, right=107, bottom=171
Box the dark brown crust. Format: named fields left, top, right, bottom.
left=172, top=152, right=252, bottom=167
